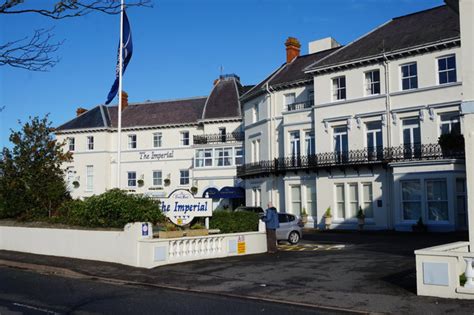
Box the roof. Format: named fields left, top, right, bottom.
left=56, top=76, right=249, bottom=132
left=306, top=5, right=460, bottom=72
left=241, top=47, right=341, bottom=102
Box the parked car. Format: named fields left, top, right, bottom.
left=235, top=206, right=264, bottom=216
left=276, top=213, right=304, bottom=244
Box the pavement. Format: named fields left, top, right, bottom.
left=0, top=230, right=473, bottom=314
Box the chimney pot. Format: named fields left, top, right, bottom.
left=76, top=107, right=87, bottom=116
left=285, top=37, right=301, bottom=63
left=121, top=91, right=129, bottom=111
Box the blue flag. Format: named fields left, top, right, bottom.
left=105, top=10, right=133, bottom=105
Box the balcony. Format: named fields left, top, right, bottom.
left=237, top=144, right=465, bottom=178
left=287, top=100, right=314, bottom=112
left=193, top=132, right=244, bottom=145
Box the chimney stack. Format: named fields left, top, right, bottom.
left=76, top=107, right=87, bottom=116
left=285, top=37, right=301, bottom=63
left=121, top=91, right=129, bottom=111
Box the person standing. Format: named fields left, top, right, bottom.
left=261, top=202, right=279, bottom=253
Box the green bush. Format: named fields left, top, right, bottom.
left=58, top=189, right=164, bottom=228
left=209, top=211, right=259, bottom=233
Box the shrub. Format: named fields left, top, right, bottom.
left=59, top=189, right=164, bottom=228
left=209, top=211, right=259, bottom=233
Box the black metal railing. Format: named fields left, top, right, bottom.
left=237, top=144, right=465, bottom=178
left=193, top=132, right=244, bottom=145
left=287, top=100, right=314, bottom=112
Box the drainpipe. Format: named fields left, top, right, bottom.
left=383, top=55, right=394, bottom=230
left=265, top=82, right=275, bottom=204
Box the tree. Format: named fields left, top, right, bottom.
left=0, top=115, right=72, bottom=219
left=0, top=0, right=151, bottom=71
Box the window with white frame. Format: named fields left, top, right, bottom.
left=291, top=185, right=301, bottom=215
left=180, top=170, right=189, bottom=185
left=304, top=131, right=315, bottom=156
left=335, top=184, right=345, bottom=219
left=365, top=70, right=380, bottom=95
left=128, top=134, right=137, bottom=149
left=306, top=185, right=316, bottom=216
left=251, top=139, right=260, bottom=162
left=366, top=121, right=383, bottom=159
left=87, top=136, right=94, bottom=150
left=153, top=132, right=162, bottom=148
left=252, top=104, right=259, bottom=123
left=362, top=183, right=374, bottom=218
left=348, top=183, right=358, bottom=219
left=332, top=76, right=346, bottom=100
left=235, top=147, right=243, bottom=165
left=289, top=131, right=301, bottom=158
left=401, top=62, right=418, bottom=90
left=426, top=179, right=448, bottom=222
left=439, top=112, right=460, bottom=135
left=333, top=126, right=348, bottom=155
left=152, top=170, right=162, bottom=186
left=68, top=137, right=75, bottom=151
left=284, top=93, right=296, bottom=110
left=438, top=55, right=456, bottom=84
left=86, top=165, right=93, bottom=191
left=215, top=148, right=233, bottom=166
left=402, top=118, right=421, bottom=149
left=252, top=188, right=261, bottom=207
left=180, top=131, right=190, bottom=146
left=219, top=127, right=226, bottom=142
left=127, top=171, right=137, bottom=187
left=401, top=180, right=422, bottom=220
left=195, top=149, right=213, bottom=168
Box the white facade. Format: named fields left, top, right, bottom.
left=240, top=6, right=466, bottom=232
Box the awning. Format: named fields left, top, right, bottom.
left=202, top=187, right=220, bottom=199
left=202, top=187, right=245, bottom=199
left=219, top=186, right=245, bottom=199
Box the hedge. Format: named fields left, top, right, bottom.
left=57, top=189, right=164, bottom=228
left=209, top=211, right=259, bottom=233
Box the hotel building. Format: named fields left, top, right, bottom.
left=238, top=5, right=466, bottom=231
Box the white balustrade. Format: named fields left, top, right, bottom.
left=167, top=236, right=225, bottom=261
left=464, top=258, right=474, bottom=288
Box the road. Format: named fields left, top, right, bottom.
left=0, top=266, right=350, bottom=315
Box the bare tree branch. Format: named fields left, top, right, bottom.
left=0, top=0, right=151, bottom=71
left=1, top=0, right=152, bottom=19
left=0, top=29, right=62, bottom=71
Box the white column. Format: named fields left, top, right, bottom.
left=458, top=0, right=474, bottom=250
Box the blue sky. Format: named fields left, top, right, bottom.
left=0, top=0, right=444, bottom=147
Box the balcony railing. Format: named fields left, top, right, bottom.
left=237, top=144, right=465, bottom=178
left=287, top=100, right=314, bottom=112
left=193, top=132, right=244, bottom=145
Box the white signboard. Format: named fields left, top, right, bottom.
left=161, top=189, right=212, bottom=226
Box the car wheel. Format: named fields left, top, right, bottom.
left=288, top=231, right=300, bottom=244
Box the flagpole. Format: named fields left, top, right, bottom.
left=117, top=0, right=124, bottom=189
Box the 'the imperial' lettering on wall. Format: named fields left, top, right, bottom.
left=139, top=150, right=174, bottom=160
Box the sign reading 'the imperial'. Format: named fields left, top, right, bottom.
left=139, top=150, right=174, bottom=161
left=161, top=189, right=212, bottom=226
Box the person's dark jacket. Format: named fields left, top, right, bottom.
left=261, top=207, right=279, bottom=229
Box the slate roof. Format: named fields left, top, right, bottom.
left=56, top=76, right=250, bottom=132
left=306, top=5, right=460, bottom=72
left=241, top=47, right=341, bottom=102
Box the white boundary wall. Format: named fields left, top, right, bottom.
left=0, top=222, right=267, bottom=269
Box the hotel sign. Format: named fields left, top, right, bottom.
left=139, top=150, right=174, bottom=160
left=161, top=189, right=213, bottom=226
